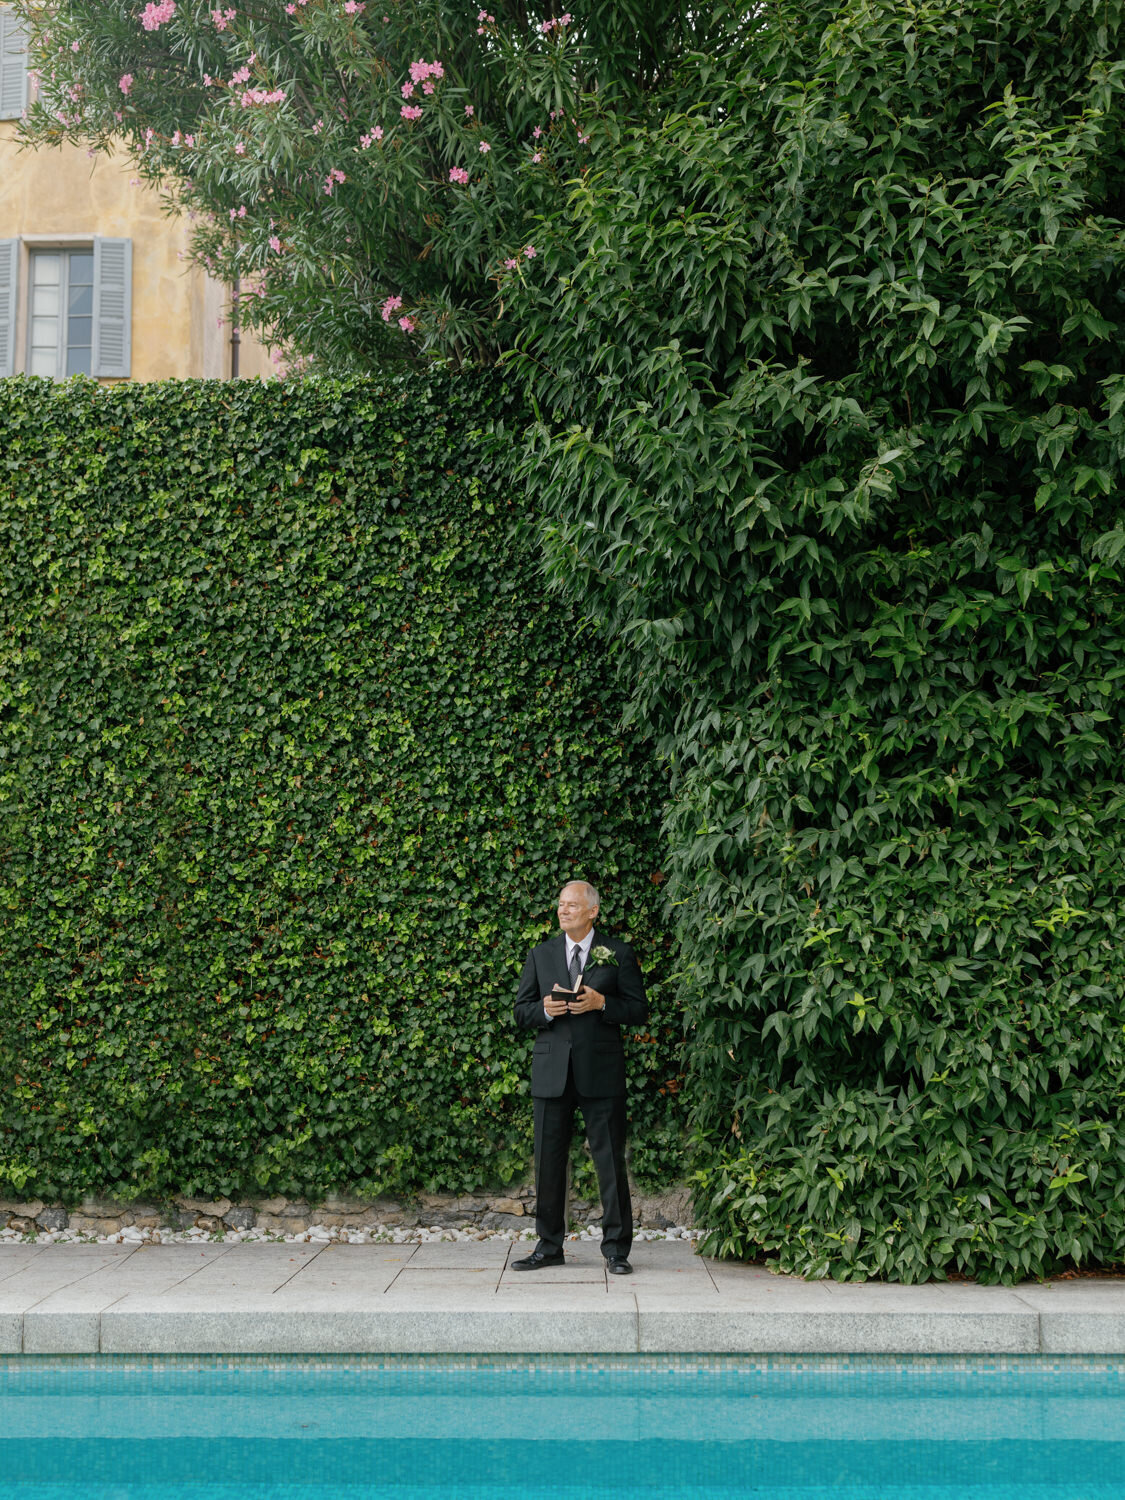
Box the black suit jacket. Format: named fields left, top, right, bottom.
left=514, top=930, right=648, bottom=1098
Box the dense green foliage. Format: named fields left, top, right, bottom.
left=0, top=375, right=681, bottom=1204
left=515, top=0, right=1125, bottom=1280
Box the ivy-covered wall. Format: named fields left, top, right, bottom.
left=0, top=374, right=682, bottom=1204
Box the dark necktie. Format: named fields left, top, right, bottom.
left=568, top=943, right=582, bottom=987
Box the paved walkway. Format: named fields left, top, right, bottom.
left=2, top=1240, right=1124, bottom=1355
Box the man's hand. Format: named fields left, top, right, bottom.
left=569, top=985, right=606, bottom=1014
left=543, top=991, right=571, bottom=1019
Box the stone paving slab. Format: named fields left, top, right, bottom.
left=1, top=1242, right=1123, bottom=1355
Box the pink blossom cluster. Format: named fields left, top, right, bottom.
left=449, top=166, right=469, bottom=184
left=171, top=129, right=196, bottom=146
left=478, top=139, right=490, bottom=152
left=240, top=87, right=286, bottom=106
left=501, top=244, right=536, bottom=272
left=211, top=7, right=236, bottom=30
left=229, top=65, right=251, bottom=85
left=323, top=167, right=347, bottom=194
left=269, top=235, right=282, bottom=252
left=119, top=72, right=133, bottom=94
left=539, top=13, right=572, bottom=33
left=359, top=126, right=384, bottom=147
left=344, top=0, right=365, bottom=10
left=401, top=104, right=422, bottom=120
left=141, top=0, right=176, bottom=31
left=381, top=295, right=403, bottom=321
left=70, top=39, right=80, bottom=51
left=476, top=9, right=495, bottom=33
left=403, top=57, right=444, bottom=95
left=398, top=315, right=416, bottom=333
left=228, top=204, right=248, bottom=220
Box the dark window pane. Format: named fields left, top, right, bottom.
left=68, top=283, right=93, bottom=316
left=68, top=316, right=92, bottom=348
left=69, top=252, right=94, bottom=283
left=66, top=345, right=92, bottom=377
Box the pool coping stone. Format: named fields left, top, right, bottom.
left=1, top=1241, right=1123, bottom=1356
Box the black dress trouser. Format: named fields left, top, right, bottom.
left=532, top=1060, right=632, bottom=1260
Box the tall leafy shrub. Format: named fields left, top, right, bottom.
left=516, top=0, right=1125, bottom=1280
left=0, top=375, right=681, bottom=1203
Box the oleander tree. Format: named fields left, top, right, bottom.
left=12, top=0, right=705, bottom=367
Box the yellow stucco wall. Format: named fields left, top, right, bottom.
left=1, top=121, right=273, bottom=381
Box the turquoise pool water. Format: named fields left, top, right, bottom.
left=1, top=1354, right=1124, bottom=1498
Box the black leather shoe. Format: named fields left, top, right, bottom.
left=511, top=1250, right=566, bottom=1271
left=607, top=1257, right=633, bottom=1275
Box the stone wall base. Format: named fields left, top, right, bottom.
left=0, top=1186, right=693, bottom=1238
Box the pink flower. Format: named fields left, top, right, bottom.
left=401, top=81, right=415, bottom=97
left=503, top=257, right=518, bottom=270
left=323, top=167, right=347, bottom=194
left=398, top=315, right=416, bottom=333
left=381, top=295, right=402, bottom=321
left=286, top=3, right=296, bottom=11
left=185, top=133, right=195, bottom=146
left=464, top=104, right=474, bottom=118
left=532, top=125, right=542, bottom=139
left=449, top=166, right=469, bottom=184
left=210, top=8, right=228, bottom=29
left=478, top=139, right=490, bottom=153
left=234, top=141, right=246, bottom=154
left=118, top=73, right=133, bottom=95
left=229, top=65, right=251, bottom=85
left=531, top=151, right=542, bottom=163
left=524, top=244, right=536, bottom=257
left=313, top=118, right=323, bottom=134
left=70, top=39, right=79, bottom=51
left=240, top=87, right=286, bottom=106
left=422, top=80, right=434, bottom=93
left=359, top=126, right=384, bottom=147
left=269, top=235, right=282, bottom=252
left=141, top=0, right=176, bottom=31
left=401, top=104, right=422, bottom=120
left=172, top=129, right=181, bottom=145
left=344, top=0, right=365, bottom=10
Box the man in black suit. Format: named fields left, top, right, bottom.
left=512, top=880, right=649, bottom=1275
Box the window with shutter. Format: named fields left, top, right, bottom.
left=92, top=237, right=132, bottom=378
left=0, top=6, right=29, bottom=121
left=0, top=239, right=17, bottom=378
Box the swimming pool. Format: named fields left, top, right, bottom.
left=1, top=1354, right=1124, bottom=1498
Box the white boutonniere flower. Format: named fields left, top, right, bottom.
left=588, top=945, right=618, bottom=968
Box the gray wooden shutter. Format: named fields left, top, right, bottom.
left=0, top=239, right=17, bottom=378
left=0, top=8, right=28, bottom=120
left=92, top=237, right=132, bottom=378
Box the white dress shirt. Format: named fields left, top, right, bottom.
left=544, top=928, right=595, bottom=1022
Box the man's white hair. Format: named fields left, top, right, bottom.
left=562, top=879, right=600, bottom=908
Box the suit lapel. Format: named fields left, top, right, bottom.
left=550, top=932, right=571, bottom=992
